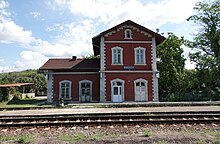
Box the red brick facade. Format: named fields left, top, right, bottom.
left=53, top=74, right=100, bottom=102
left=40, top=20, right=165, bottom=103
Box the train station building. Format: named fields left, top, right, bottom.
left=40, top=20, right=165, bottom=103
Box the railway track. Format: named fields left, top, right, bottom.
left=0, top=111, right=219, bottom=128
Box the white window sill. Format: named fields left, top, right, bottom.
left=112, top=63, right=123, bottom=66
left=134, top=63, right=147, bottom=66
left=63, top=98, right=72, bottom=100
left=124, top=37, right=132, bottom=39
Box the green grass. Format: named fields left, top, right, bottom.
left=58, top=133, right=87, bottom=144
left=0, top=134, right=33, bottom=144
left=196, top=139, right=206, bottom=144
left=143, top=129, right=152, bottom=137
left=214, top=131, right=220, bottom=144
left=0, top=98, right=53, bottom=108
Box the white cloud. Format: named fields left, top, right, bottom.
left=0, top=0, right=10, bottom=18
left=0, top=20, right=35, bottom=44
left=0, top=66, right=15, bottom=73
left=30, top=11, right=41, bottom=19
left=14, top=51, right=48, bottom=71
left=0, top=51, right=48, bottom=73
left=51, top=0, right=198, bottom=29
left=0, top=59, right=4, bottom=62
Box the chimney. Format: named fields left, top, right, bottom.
left=71, top=56, right=77, bottom=61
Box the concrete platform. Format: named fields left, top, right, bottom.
left=0, top=106, right=219, bottom=116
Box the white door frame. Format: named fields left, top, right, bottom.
left=134, top=79, right=148, bottom=102
left=111, top=78, right=124, bottom=102
left=79, top=80, right=92, bottom=102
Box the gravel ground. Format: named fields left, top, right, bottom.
left=0, top=124, right=219, bottom=144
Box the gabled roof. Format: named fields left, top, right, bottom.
left=39, top=58, right=100, bottom=71
left=92, top=20, right=166, bottom=56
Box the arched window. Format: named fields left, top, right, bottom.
left=134, top=47, right=146, bottom=65
left=59, top=80, right=72, bottom=100
left=79, top=80, right=92, bottom=102
left=111, top=47, right=123, bottom=65
left=124, top=29, right=132, bottom=39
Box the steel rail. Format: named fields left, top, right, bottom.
left=0, top=112, right=219, bottom=128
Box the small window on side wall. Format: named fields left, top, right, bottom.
left=124, top=29, right=132, bottom=39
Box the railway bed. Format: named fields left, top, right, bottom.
left=0, top=111, right=220, bottom=128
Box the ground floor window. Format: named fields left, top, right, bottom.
left=79, top=80, right=92, bottom=102
left=111, top=79, right=124, bottom=102
left=59, top=80, right=72, bottom=100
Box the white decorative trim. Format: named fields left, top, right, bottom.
left=110, top=78, right=125, bottom=102
left=100, top=36, right=106, bottom=102
left=79, top=80, right=92, bottom=102
left=134, top=47, right=146, bottom=65
left=152, top=37, right=159, bottom=102
left=105, top=25, right=152, bottom=38
left=52, top=72, right=99, bottom=75
left=104, top=30, right=116, bottom=37
left=46, top=73, right=53, bottom=103
left=140, top=30, right=152, bottom=37
left=100, top=36, right=105, bottom=71
left=101, top=70, right=155, bottom=73
left=59, top=80, right=72, bottom=100
left=111, top=46, right=123, bottom=65
left=105, top=41, right=152, bottom=43
left=134, top=79, right=148, bottom=102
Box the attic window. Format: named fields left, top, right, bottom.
left=124, top=29, right=132, bottom=39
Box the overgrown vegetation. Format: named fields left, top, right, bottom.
left=143, top=129, right=152, bottom=137
left=0, top=134, right=33, bottom=144
left=158, top=0, right=220, bottom=101
left=59, top=133, right=87, bottom=144
left=0, top=69, right=47, bottom=101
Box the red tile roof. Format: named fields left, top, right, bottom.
left=0, top=83, right=34, bottom=87
left=40, top=58, right=83, bottom=70
left=40, top=58, right=100, bottom=70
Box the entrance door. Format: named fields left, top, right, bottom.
left=135, top=81, right=147, bottom=102
left=112, top=81, right=123, bottom=102
left=80, top=82, right=91, bottom=102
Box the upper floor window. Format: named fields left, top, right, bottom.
left=135, top=47, right=146, bottom=65
left=59, top=80, right=72, bottom=100
left=112, top=47, right=123, bottom=65
left=124, top=29, right=132, bottom=39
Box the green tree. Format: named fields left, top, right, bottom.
left=187, top=0, right=220, bottom=58
left=157, top=33, right=186, bottom=101
left=187, top=0, right=220, bottom=100
left=33, top=73, right=47, bottom=96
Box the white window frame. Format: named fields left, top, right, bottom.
left=59, top=80, right=72, bottom=100
left=134, top=47, right=146, bottom=65
left=110, top=78, right=125, bottom=102
left=134, top=79, right=148, bottom=101
left=124, top=29, right=132, bottom=39
left=111, top=47, right=123, bottom=65
left=79, top=80, right=93, bottom=102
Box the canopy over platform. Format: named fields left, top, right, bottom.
left=0, top=83, right=34, bottom=88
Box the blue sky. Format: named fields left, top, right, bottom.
left=0, top=0, right=199, bottom=72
